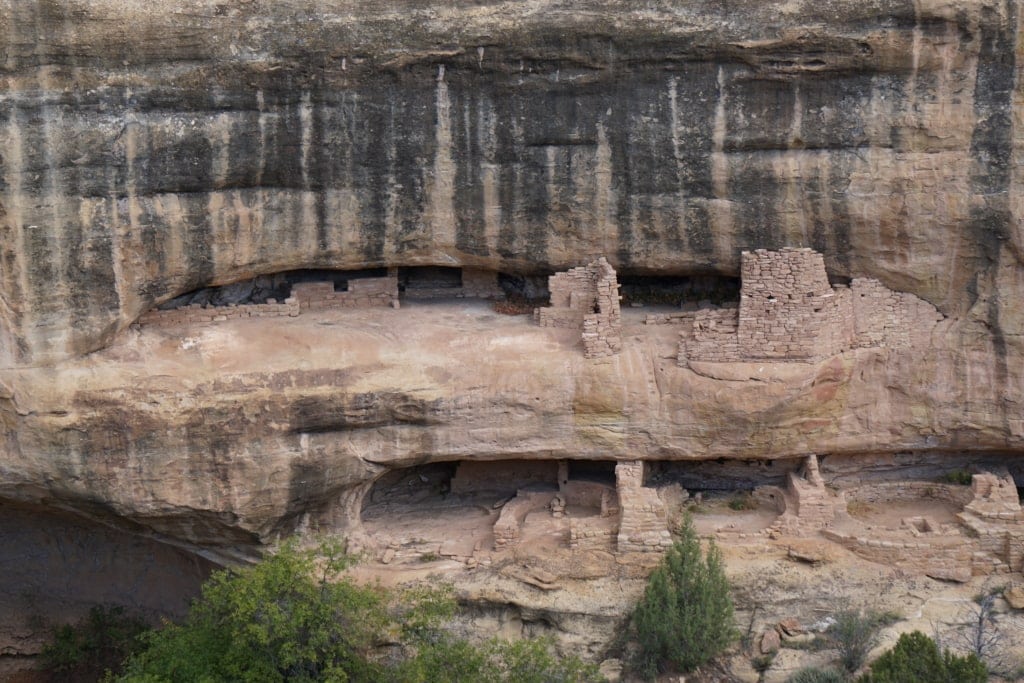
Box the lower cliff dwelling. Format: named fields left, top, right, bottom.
left=353, top=455, right=1024, bottom=585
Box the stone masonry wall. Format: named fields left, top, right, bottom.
left=138, top=275, right=398, bottom=328
left=737, top=248, right=854, bottom=360
left=680, top=308, right=740, bottom=364
left=615, top=461, right=673, bottom=552
left=292, top=276, right=398, bottom=310
left=137, top=298, right=299, bottom=328
left=582, top=259, right=623, bottom=359
left=535, top=265, right=596, bottom=329
left=570, top=517, right=618, bottom=551
left=850, top=278, right=944, bottom=349
left=822, top=528, right=975, bottom=579
left=681, top=248, right=943, bottom=364
left=536, top=257, right=622, bottom=359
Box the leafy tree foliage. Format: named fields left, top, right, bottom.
left=120, top=540, right=391, bottom=682
left=40, top=605, right=148, bottom=680
left=116, top=540, right=602, bottom=683
left=787, top=667, right=845, bottom=683
left=629, top=516, right=736, bottom=679
left=858, top=631, right=987, bottom=683
left=395, top=635, right=602, bottom=683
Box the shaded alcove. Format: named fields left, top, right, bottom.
left=359, top=459, right=622, bottom=561
left=156, top=268, right=390, bottom=310
left=646, top=458, right=803, bottom=492
left=397, top=266, right=463, bottom=292
left=819, top=451, right=1024, bottom=488
left=617, top=273, right=740, bottom=307
left=0, top=500, right=216, bottom=669
left=568, top=459, right=616, bottom=485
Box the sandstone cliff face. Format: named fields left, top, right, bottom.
left=0, top=0, right=1023, bottom=558
left=0, top=0, right=1021, bottom=366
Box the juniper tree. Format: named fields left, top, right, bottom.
left=630, top=516, right=736, bottom=679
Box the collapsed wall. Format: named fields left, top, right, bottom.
left=535, top=258, right=622, bottom=359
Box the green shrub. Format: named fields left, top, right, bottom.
left=629, top=516, right=737, bottom=679
left=395, top=634, right=604, bottom=683
left=829, top=609, right=882, bottom=673
left=787, top=667, right=845, bottom=683
left=117, top=540, right=603, bottom=683
left=858, top=631, right=986, bottom=683
left=941, top=470, right=973, bottom=485
left=728, top=495, right=758, bottom=511
left=40, top=605, right=148, bottom=679
left=118, top=540, right=385, bottom=682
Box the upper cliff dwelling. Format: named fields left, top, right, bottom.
left=136, top=249, right=945, bottom=369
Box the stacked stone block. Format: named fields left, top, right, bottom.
left=822, top=528, right=974, bottom=580
left=581, top=259, right=623, bottom=358
left=680, top=308, right=740, bottom=364
left=736, top=248, right=854, bottom=360
left=292, top=276, right=398, bottom=310
left=535, top=257, right=622, bottom=359
left=768, top=455, right=837, bottom=536
left=681, top=248, right=943, bottom=364
left=615, top=461, right=672, bottom=552
left=850, top=278, right=943, bottom=349
left=569, top=517, right=618, bottom=550
left=137, top=298, right=300, bottom=328
left=957, top=471, right=1024, bottom=572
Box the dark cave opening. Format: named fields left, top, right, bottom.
left=617, top=273, right=741, bottom=308
left=0, top=499, right=216, bottom=668
left=568, top=460, right=617, bottom=485
left=646, top=458, right=803, bottom=492
left=156, top=268, right=390, bottom=309
left=397, top=266, right=463, bottom=291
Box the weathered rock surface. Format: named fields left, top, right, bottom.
left=1, top=0, right=1024, bottom=668
left=2, top=305, right=1023, bottom=557
left=0, top=0, right=1022, bottom=367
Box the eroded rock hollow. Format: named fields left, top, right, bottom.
left=2, top=0, right=1024, bottom=669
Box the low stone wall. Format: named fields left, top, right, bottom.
left=645, top=312, right=695, bottom=325
left=139, top=276, right=398, bottom=328
left=292, top=276, right=398, bottom=310
left=822, top=528, right=974, bottom=580
left=680, top=308, right=739, bottom=364
left=137, top=298, right=300, bottom=328
left=493, top=490, right=552, bottom=549
left=570, top=516, right=618, bottom=550
left=845, top=481, right=973, bottom=507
